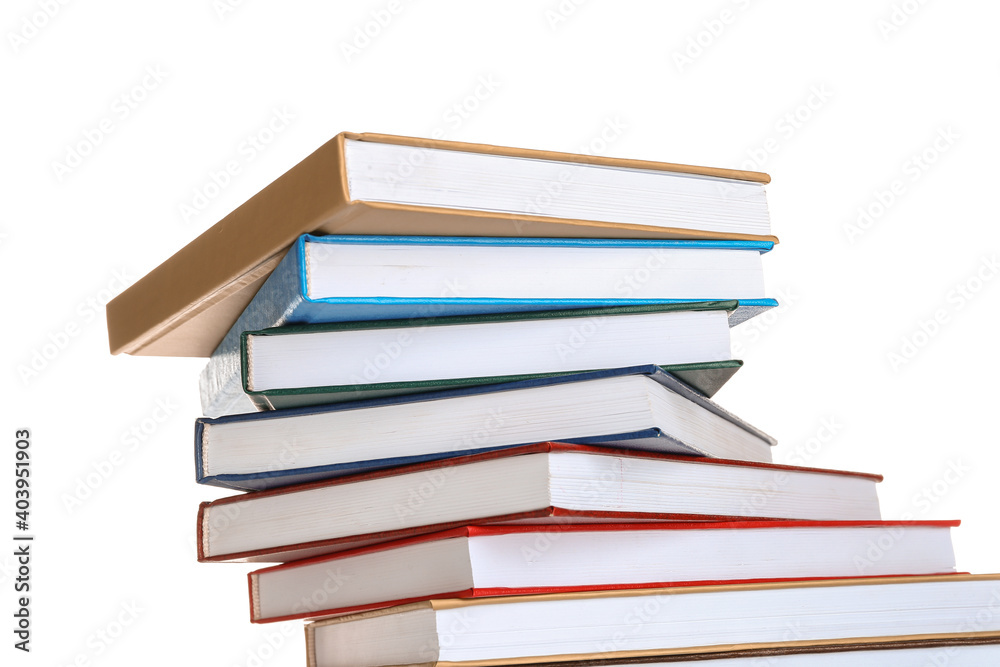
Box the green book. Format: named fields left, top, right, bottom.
left=239, top=302, right=742, bottom=411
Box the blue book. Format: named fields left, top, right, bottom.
left=195, top=364, right=777, bottom=492
left=199, top=235, right=777, bottom=417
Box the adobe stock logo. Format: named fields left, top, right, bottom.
left=886, top=255, right=998, bottom=372
left=339, top=1, right=407, bottom=63
left=7, top=0, right=72, bottom=53
left=51, top=66, right=168, bottom=182
left=178, top=107, right=294, bottom=223
left=843, top=126, right=959, bottom=244
left=18, top=269, right=134, bottom=385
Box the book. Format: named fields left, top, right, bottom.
left=196, top=442, right=882, bottom=563
left=195, top=365, right=778, bottom=492
left=105, top=132, right=775, bottom=358
left=303, top=574, right=1000, bottom=667
left=248, top=519, right=958, bottom=623
left=243, top=360, right=743, bottom=411
left=199, top=235, right=776, bottom=416
left=559, top=641, right=1000, bottom=665
left=232, top=301, right=741, bottom=412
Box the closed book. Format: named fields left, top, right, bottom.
left=428, top=640, right=1000, bottom=666
left=195, top=365, right=777, bottom=492
left=196, top=442, right=882, bottom=563
left=199, top=234, right=776, bottom=416
left=106, top=132, right=775, bottom=358
left=536, top=641, right=1000, bottom=666
left=235, top=301, right=742, bottom=412
left=304, top=574, right=1000, bottom=667
left=248, top=519, right=958, bottom=623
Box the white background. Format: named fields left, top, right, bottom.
left=3, top=1, right=999, bottom=665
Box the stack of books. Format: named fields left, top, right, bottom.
left=107, top=133, right=1000, bottom=667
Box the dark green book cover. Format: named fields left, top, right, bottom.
left=240, top=302, right=741, bottom=411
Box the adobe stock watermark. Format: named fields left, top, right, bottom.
left=738, top=85, right=834, bottom=172
left=287, top=568, right=352, bottom=618
left=730, top=286, right=798, bottom=357
left=213, top=0, right=249, bottom=20
left=595, top=593, right=673, bottom=656
left=744, top=417, right=844, bottom=515
left=435, top=75, right=501, bottom=138
left=773, top=416, right=844, bottom=468
left=51, top=65, right=168, bottom=182
left=61, top=398, right=179, bottom=513
left=576, top=116, right=629, bottom=158
left=843, top=126, right=958, bottom=244
left=392, top=409, right=507, bottom=523
left=556, top=316, right=609, bottom=362
left=416, top=610, right=476, bottom=664
left=17, top=269, right=134, bottom=385
left=957, top=586, right=1000, bottom=635
left=613, top=245, right=711, bottom=299
left=852, top=524, right=908, bottom=575
left=920, top=642, right=999, bottom=667
left=56, top=600, right=144, bottom=666
left=899, top=459, right=971, bottom=520
left=876, top=0, right=931, bottom=40
left=512, top=116, right=627, bottom=235
left=346, top=331, right=414, bottom=384
left=178, top=106, right=294, bottom=223
left=257, top=438, right=305, bottom=477
left=671, top=0, right=755, bottom=73
left=886, top=254, right=997, bottom=372
left=378, top=75, right=501, bottom=193
left=544, top=0, right=589, bottom=30
left=853, top=460, right=967, bottom=574
left=339, top=0, right=408, bottom=63
left=593, top=589, right=808, bottom=658
left=315, top=279, right=467, bottom=386
left=232, top=622, right=298, bottom=667
left=7, top=0, right=72, bottom=54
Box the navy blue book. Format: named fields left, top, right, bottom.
left=195, top=365, right=777, bottom=492
left=199, top=234, right=777, bottom=417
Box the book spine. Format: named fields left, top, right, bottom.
left=198, top=243, right=309, bottom=417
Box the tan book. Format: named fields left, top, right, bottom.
left=304, top=574, right=1000, bottom=667
left=370, top=638, right=1000, bottom=666
left=106, top=132, right=774, bottom=357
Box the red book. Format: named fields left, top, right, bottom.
left=198, top=443, right=883, bottom=563
left=248, top=519, right=959, bottom=623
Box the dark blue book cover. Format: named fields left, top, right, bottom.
left=195, top=364, right=776, bottom=492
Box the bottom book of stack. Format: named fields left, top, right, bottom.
left=304, top=574, right=1000, bottom=667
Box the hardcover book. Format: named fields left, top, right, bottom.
left=195, top=365, right=778, bottom=492
left=231, top=301, right=741, bottom=412
left=303, top=574, right=1000, bottom=667
left=562, top=642, right=1000, bottom=665
left=106, top=132, right=775, bottom=358
left=248, top=520, right=958, bottom=623
left=196, top=442, right=882, bottom=563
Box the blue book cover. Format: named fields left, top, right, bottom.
left=199, top=235, right=778, bottom=418
left=195, top=364, right=777, bottom=492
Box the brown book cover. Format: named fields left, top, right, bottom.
left=106, top=132, right=774, bottom=358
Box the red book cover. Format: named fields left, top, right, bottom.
left=248, top=519, right=960, bottom=623
left=198, top=442, right=884, bottom=563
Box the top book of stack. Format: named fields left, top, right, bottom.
left=106, top=132, right=775, bottom=358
